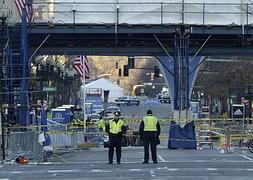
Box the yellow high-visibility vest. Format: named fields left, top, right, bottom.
left=143, top=115, right=158, bottom=131
left=98, top=119, right=105, bottom=131
left=109, top=119, right=124, bottom=134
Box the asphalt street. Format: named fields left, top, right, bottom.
left=109, top=102, right=173, bottom=119
left=1, top=147, right=253, bottom=180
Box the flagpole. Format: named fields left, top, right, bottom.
left=82, top=56, right=86, bottom=142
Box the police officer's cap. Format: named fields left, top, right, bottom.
left=147, top=109, right=153, bottom=115
left=114, top=111, right=121, bottom=116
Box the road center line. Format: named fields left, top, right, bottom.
left=158, top=155, right=166, bottom=162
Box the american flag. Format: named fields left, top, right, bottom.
left=73, top=55, right=90, bottom=79
left=15, top=0, right=35, bottom=22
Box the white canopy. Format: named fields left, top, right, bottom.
left=82, top=78, right=124, bottom=102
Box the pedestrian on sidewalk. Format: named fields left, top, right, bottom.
left=105, top=111, right=126, bottom=164
left=139, top=109, right=161, bottom=164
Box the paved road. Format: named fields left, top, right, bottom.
left=1, top=147, right=253, bottom=179
left=107, top=102, right=173, bottom=119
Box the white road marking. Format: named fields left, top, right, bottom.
left=11, top=171, right=22, bottom=174
left=237, top=154, right=253, bottom=161
left=48, top=170, right=79, bottom=173
left=167, top=168, right=178, bottom=171
left=40, top=162, right=56, bottom=165
left=246, top=169, right=253, bottom=171
left=91, top=169, right=112, bottom=173
left=158, top=155, right=166, bottom=162
left=130, top=169, right=141, bottom=171
left=207, top=168, right=218, bottom=171
left=0, top=179, right=9, bottom=180
left=30, top=162, right=62, bottom=165
left=0, top=166, right=3, bottom=168
left=157, top=167, right=168, bottom=170
left=124, top=161, right=143, bottom=164
left=31, top=160, right=253, bottom=165
left=150, top=170, right=156, bottom=177
left=194, top=160, right=205, bottom=162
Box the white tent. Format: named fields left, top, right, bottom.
left=81, top=78, right=124, bottom=102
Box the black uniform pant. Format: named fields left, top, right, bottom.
left=143, top=132, right=157, bottom=162
left=108, top=136, right=122, bottom=163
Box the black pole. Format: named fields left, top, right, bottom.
left=0, top=17, right=7, bottom=162
left=0, top=107, right=5, bottom=162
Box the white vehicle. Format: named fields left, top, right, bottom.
left=115, top=96, right=140, bottom=106
left=89, top=113, right=100, bottom=124
left=105, top=106, right=120, bottom=117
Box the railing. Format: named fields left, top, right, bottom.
left=22, top=2, right=253, bottom=27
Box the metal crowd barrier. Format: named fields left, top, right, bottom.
left=1, top=118, right=253, bottom=163
left=5, top=131, right=42, bottom=162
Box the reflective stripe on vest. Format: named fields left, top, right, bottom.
left=109, top=119, right=124, bottom=134
left=143, top=116, right=158, bottom=131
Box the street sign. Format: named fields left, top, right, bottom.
left=43, top=87, right=57, bottom=92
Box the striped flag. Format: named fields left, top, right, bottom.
left=15, top=0, right=35, bottom=22
left=73, top=55, right=90, bottom=79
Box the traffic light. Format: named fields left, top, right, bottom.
left=128, top=57, right=135, bottom=69
left=154, top=66, right=160, bottom=78
left=123, top=65, right=129, bottom=77
left=115, top=62, right=119, bottom=69
left=118, top=68, right=122, bottom=76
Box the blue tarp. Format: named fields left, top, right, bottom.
left=168, top=121, right=197, bottom=149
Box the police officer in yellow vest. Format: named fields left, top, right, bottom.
left=105, top=111, right=126, bottom=164
left=139, top=109, right=161, bottom=164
